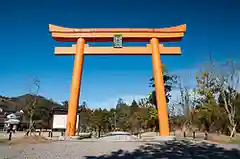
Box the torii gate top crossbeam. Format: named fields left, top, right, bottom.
left=49, top=24, right=186, bottom=42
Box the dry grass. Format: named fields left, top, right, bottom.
left=0, top=135, right=53, bottom=145
left=208, top=134, right=240, bottom=144
left=0, top=138, right=9, bottom=144
left=173, top=130, right=240, bottom=144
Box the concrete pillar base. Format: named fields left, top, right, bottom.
left=154, top=136, right=176, bottom=141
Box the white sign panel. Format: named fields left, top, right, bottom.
left=53, top=115, right=79, bottom=129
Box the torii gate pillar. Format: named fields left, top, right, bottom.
left=151, top=38, right=170, bottom=136
left=66, top=38, right=85, bottom=136
left=49, top=24, right=186, bottom=137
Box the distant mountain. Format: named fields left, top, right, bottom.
left=0, top=94, right=63, bottom=129
left=0, top=94, right=61, bottom=113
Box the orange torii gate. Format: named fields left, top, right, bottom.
left=49, top=24, right=186, bottom=137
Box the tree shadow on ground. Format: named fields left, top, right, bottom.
left=85, top=140, right=240, bottom=159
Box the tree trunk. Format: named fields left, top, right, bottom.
left=98, top=129, right=101, bottom=138
left=182, top=120, right=189, bottom=137
left=28, top=115, right=33, bottom=136
left=222, top=92, right=237, bottom=138
left=229, top=123, right=237, bottom=139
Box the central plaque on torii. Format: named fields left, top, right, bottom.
left=113, top=34, right=123, bottom=48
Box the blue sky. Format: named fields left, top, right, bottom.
left=0, top=0, right=239, bottom=108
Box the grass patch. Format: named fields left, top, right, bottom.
left=0, top=136, right=53, bottom=145
left=0, top=138, right=9, bottom=144
left=208, top=135, right=240, bottom=144
left=228, top=138, right=240, bottom=144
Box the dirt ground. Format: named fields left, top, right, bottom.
left=0, top=139, right=240, bottom=159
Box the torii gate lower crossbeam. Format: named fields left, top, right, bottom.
left=49, top=24, right=186, bottom=137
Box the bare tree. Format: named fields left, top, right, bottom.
left=168, top=101, right=177, bottom=133
left=25, top=78, right=40, bottom=136
left=202, top=59, right=239, bottom=138
left=219, top=60, right=239, bottom=138
left=177, top=75, right=201, bottom=136
left=176, top=76, right=191, bottom=135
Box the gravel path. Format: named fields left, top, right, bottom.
left=0, top=140, right=240, bottom=159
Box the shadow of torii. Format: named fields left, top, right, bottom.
left=85, top=140, right=240, bottom=159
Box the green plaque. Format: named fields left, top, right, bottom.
left=113, top=34, right=122, bottom=48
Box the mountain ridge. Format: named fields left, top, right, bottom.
left=0, top=94, right=61, bottom=113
